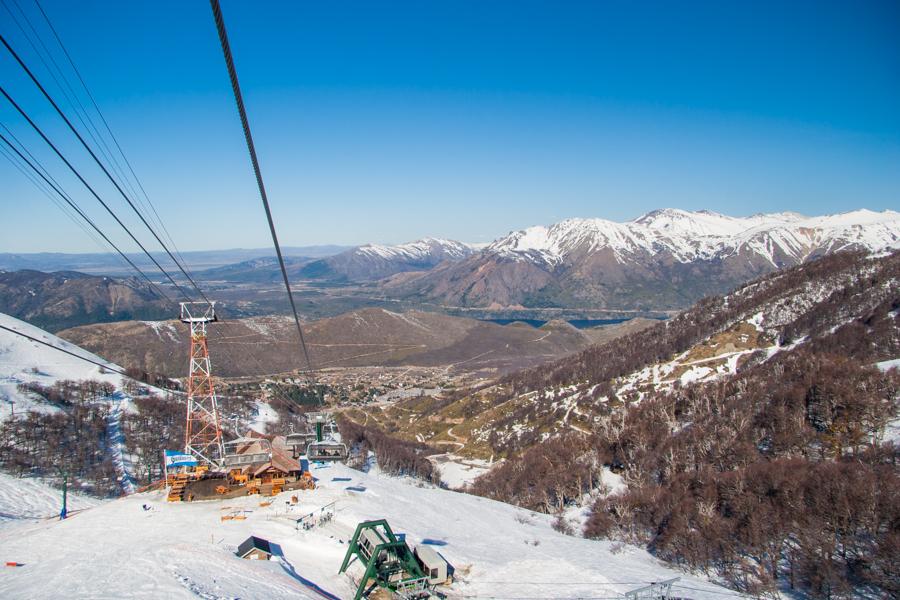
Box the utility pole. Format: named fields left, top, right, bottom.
left=59, top=473, right=67, bottom=520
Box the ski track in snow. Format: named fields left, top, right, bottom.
left=107, top=392, right=137, bottom=495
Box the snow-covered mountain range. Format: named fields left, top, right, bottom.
left=387, top=208, right=900, bottom=310
left=14, top=209, right=896, bottom=315
left=356, top=237, right=474, bottom=262
left=487, top=208, right=900, bottom=267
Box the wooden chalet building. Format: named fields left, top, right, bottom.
left=226, top=430, right=303, bottom=484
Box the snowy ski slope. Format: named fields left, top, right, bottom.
left=0, top=312, right=123, bottom=421
left=0, top=462, right=746, bottom=600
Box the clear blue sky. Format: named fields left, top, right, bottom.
left=1, top=0, right=898, bottom=252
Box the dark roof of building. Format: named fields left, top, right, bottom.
left=237, top=535, right=273, bottom=558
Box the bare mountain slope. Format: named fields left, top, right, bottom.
left=58, top=308, right=599, bottom=377
left=0, top=270, right=169, bottom=332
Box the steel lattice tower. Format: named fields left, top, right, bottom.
left=181, top=302, right=224, bottom=467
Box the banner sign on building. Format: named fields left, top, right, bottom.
left=164, top=450, right=198, bottom=468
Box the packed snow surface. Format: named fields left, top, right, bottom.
left=876, top=358, right=900, bottom=372
left=251, top=399, right=280, bottom=434
left=0, top=472, right=101, bottom=525
left=428, top=453, right=493, bottom=489
left=0, top=463, right=744, bottom=599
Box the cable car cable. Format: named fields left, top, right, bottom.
left=0, top=142, right=108, bottom=250
left=31, top=0, right=195, bottom=280
left=0, top=83, right=192, bottom=302
left=208, top=0, right=313, bottom=373
left=1, top=0, right=138, bottom=211
left=0, top=32, right=211, bottom=304
left=0, top=128, right=174, bottom=303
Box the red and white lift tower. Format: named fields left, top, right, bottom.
left=181, top=302, right=225, bottom=469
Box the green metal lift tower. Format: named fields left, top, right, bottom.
left=339, top=519, right=432, bottom=599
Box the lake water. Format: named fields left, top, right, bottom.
left=480, top=318, right=635, bottom=329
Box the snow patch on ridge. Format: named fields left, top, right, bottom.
left=356, top=237, right=474, bottom=261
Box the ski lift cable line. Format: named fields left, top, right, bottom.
left=0, top=82, right=194, bottom=302
left=0, top=128, right=175, bottom=303
left=0, top=319, right=295, bottom=436
left=3, top=125, right=298, bottom=416
left=3, top=5, right=207, bottom=308
left=0, top=32, right=211, bottom=305
left=0, top=323, right=185, bottom=396
left=193, top=320, right=313, bottom=419
left=208, top=0, right=313, bottom=373
left=0, top=129, right=75, bottom=220
left=0, top=127, right=172, bottom=303
left=3, top=120, right=64, bottom=189
left=2, top=118, right=131, bottom=258
left=0, top=323, right=230, bottom=403
left=17, top=0, right=147, bottom=222
left=0, top=30, right=203, bottom=302
left=2, top=16, right=277, bottom=383
left=31, top=0, right=195, bottom=278
left=672, top=584, right=748, bottom=596
left=205, top=323, right=323, bottom=418
left=0, top=136, right=111, bottom=256
left=0, top=141, right=106, bottom=250
left=1, top=0, right=142, bottom=215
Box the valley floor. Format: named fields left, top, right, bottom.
left=0, top=464, right=744, bottom=600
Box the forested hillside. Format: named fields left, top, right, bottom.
left=465, top=250, right=900, bottom=597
